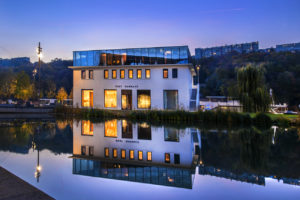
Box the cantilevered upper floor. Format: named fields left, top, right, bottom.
left=73, top=46, right=191, bottom=67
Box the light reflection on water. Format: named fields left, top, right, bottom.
left=0, top=119, right=299, bottom=200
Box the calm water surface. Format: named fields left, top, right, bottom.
left=0, top=119, right=299, bottom=200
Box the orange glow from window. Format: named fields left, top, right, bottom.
left=145, top=69, right=151, bottom=79
left=163, top=69, right=168, bottom=78
left=81, top=90, right=93, bottom=107
left=120, top=70, right=125, bottom=79
left=137, top=91, right=151, bottom=109
left=105, top=120, right=117, bottom=137
left=104, top=90, right=117, bottom=108
left=130, top=150, right=134, bottom=159
left=138, top=151, right=143, bottom=160
left=112, top=70, right=117, bottom=79
left=137, top=69, right=142, bottom=79
left=147, top=152, right=152, bottom=161
left=82, top=120, right=93, bottom=135
left=104, top=70, right=109, bottom=79
left=121, top=149, right=126, bottom=159
left=165, top=153, right=170, bottom=163
left=105, top=148, right=109, bottom=157
left=113, top=148, right=118, bottom=158
left=128, top=69, right=133, bottom=79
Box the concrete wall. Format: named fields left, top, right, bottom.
left=72, top=65, right=194, bottom=110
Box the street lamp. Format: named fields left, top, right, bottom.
left=196, top=65, right=200, bottom=110
left=36, top=42, right=42, bottom=98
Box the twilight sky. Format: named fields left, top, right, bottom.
left=0, top=0, right=300, bottom=62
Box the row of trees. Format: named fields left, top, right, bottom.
left=196, top=51, right=300, bottom=110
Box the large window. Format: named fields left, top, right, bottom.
left=81, top=90, right=93, bottom=107
left=138, top=123, right=151, bottom=140
left=120, top=69, right=125, bottom=79
left=104, top=70, right=109, bottom=79
left=105, top=119, right=117, bottom=137
left=137, top=69, right=142, bottom=79
left=81, top=120, right=94, bottom=136
left=137, top=90, right=151, bottom=109
left=128, top=69, right=133, bottom=79
left=172, top=68, right=178, bottom=78
left=104, top=90, right=117, bottom=108
left=163, top=90, right=178, bottom=110
left=164, top=127, right=179, bottom=142
left=163, top=69, right=168, bottom=78
left=122, top=120, right=133, bottom=138
left=145, top=69, right=151, bottom=79
left=112, top=70, right=117, bottom=79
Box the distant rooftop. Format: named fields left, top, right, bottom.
left=73, top=45, right=191, bottom=66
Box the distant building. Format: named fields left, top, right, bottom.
left=195, top=42, right=259, bottom=60
left=275, top=42, right=300, bottom=52
left=0, top=57, right=31, bottom=67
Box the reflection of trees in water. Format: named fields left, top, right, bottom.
left=0, top=121, right=73, bottom=154
left=201, top=127, right=300, bottom=179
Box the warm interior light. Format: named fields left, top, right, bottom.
left=105, top=90, right=117, bottom=108
left=82, top=90, right=93, bottom=107
left=105, top=120, right=117, bottom=137
left=82, top=120, right=93, bottom=135
left=138, top=94, right=151, bottom=109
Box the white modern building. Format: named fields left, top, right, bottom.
left=69, top=46, right=199, bottom=111
left=72, top=120, right=201, bottom=188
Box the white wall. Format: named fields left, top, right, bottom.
left=72, top=65, right=194, bottom=110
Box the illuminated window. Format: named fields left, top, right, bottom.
left=113, top=148, right=118, bottom=158
left=129, top=150, right=134, bottom=160
left=104, top=148, right=109, bottom=157
left=147, top=152, right=152, bottom=161
left=81, top=90, right=93, bottom=107
left=138, top=151, right=143, bottom=161
left=81, top=120, right=94, bottom=136
left=128, top=69, right=133, bottom=79
left=163, top=69, right=168, bottom=78
left=112, top=70, right=117, bottom=79
left=120, top=69, right=125, bottom=79
left=137, top=90, right=151, bottom=109
left=81, top=70, right=86, bottom=79
left=121, top=149, right=126, bottom=159
left=104, top=90, right=117, bottom=108
left=104, top=119, right=117, bottom=137
left=122, top=120, right=133, bottom=138
left=145, top=69, right=151, bottom=79
left=89, top=70, right=94, bottom=79
left=165, top=153, right=170, bottom=163
left=137, top=69, right=142, bottom=79
left=104, top=70, right=109, bottom=79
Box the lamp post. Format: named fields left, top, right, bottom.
left=36, top=42, right=42, bottom=98
left=196, top=65, right=200, bottom=110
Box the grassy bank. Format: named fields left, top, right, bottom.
left=54, top=106, right=299, bottom=128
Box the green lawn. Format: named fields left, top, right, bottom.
left=249, top=113, right=299, bottom=120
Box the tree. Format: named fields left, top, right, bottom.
left=56, top=87, right=68, bottom=103
left=237, top=64, right=271, bottom=112
left=14, top=71, right=33, bottom=101
left=69, top=88, right=73, bottom=99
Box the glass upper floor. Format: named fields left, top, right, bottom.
left=73, top=46, right=191, bottom=66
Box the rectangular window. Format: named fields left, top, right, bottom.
left=163, top=69, right=168, bottom=78
left=104, top=90, right=117, bottom=108
left=174, top=154, right=180, bottom=164
left=105, top=119, right=117, bottom=137
left=147, top=152, right=152, bottom=161
left=120, top=69, right=125, bottom=79
left=138, top=151, right=143, bottom=161
left=89, top=146, right=94, bottom=156
left=81, top=70, right=86, bottom=79
left=81, top=90, right=93, bottom=107
left=89, top=70, right=94, bottom=79
left=138, top=123, right=151, bottom=140
left=122, top=120, right=133, bottom=138
left=164, top=127, right=179, bottom=142
left=104, top=70, right=109, bottom=79
left=81, top=120, right=94, bottom=136
left=165, top=153, right=170, bottom=163
left=172, top=68, right=178, bottom=78
left=121, top=149, right=126, bottom=159
left=137, top=69, right=142, bottom=79
left=129, top=150, right=134, bottom=160
left=113, top=148, right=118, bottom=158
left=163, top=90, right=178, bottom=110
left=112, top=70, right=117, bottom=79
left=145, top=69, right=151, bottom=79
left=128, top=69, right=133, bottom=79
left=81, top=146, right=86, bottom=155
left=104, top=148, right=109, bottom=158
left=137, top=90, right=151, bottom=109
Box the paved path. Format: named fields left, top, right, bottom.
left=0, top=167, right=54, bottom=200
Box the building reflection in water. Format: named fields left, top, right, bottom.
left=72, top=120, right=201, bottom=189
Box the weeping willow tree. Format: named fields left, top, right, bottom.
left=237, top=64, right=271, bottom=112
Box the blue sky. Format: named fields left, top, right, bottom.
left=0, top=0, right=299, bottom=62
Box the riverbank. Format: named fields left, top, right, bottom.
left=54, top=106, right=300, bottom=127
left=0, top=167, right=54, bottom=200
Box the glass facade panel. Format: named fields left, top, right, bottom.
left=105, top=120, right=117, bottom=137
left=104, top=90, right=117, bottom=108
left=73, top=46, right=190, bottom=66
left=137, top=90, right=151, bottom=109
